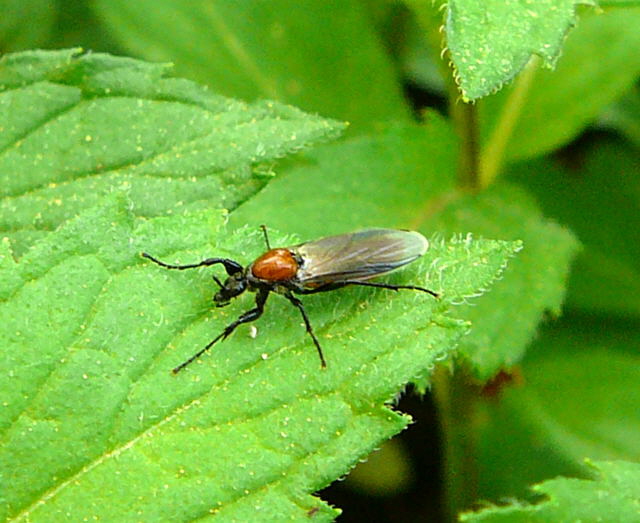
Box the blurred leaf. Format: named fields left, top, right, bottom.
left=0, top=0, right=55, bottom=51
left=445, top=0, right=592, bottom=101
left=233, top=123, right=577, bottom=378
left=428, top=183, right=579, bottom=378
left=0, top=49, right=344, bottom=254
left=0, top=194, right=519, bottom=520
left=519, top=322, right=640, bottom=461
left=475, top=315, right=640, bottom=502
left=92, top=0, right=411, bottom=130
left=599, top=84, right=640, bottom=147
left=481, top=7, right=640, bottom=161
left=511, top=141, right=640, bottom=318
left=230, top=117, right=460, bottom=237
left=462, top=461, right=640, bottom=522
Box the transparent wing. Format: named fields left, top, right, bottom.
left=295, top=229, right=428, bottom=286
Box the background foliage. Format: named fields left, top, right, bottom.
left=1, top=1, right=639, bottom=522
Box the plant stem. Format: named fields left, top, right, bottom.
left=440, top=44, right=481, bottom=191
left=432, top=29, right=539, bottom=523
left=433, top=367, right=482, bottom=522
left=479, top=57, right=538, bottom=188
left=451, top=100, right=481, bottom=190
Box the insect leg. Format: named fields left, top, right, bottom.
left=284, top=292, right=327, bottom=368
left=259, top=224, right=271, bottom=250
left=172, top=289, right=270, bottom=374
left=334, top=280, right=440, bottom=298
left=142, top=252, right=243, bottom=276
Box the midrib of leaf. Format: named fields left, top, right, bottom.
left=12, top=309, right=434, bottom=520
left=10, top=385, right=206, bottom=522
left=202, top=3, right=280, bottom=99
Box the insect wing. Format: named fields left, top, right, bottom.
left=295, top=229, right=428, bottom=286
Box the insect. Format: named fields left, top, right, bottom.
left=142, top=227, right=439, bottom=373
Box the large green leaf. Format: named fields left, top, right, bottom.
left=91, top=0, right=410, bottom=130
left=0, top=49, right=345, bottom=255
left=0, top=0, right=55, bottom=51
left=445, top=0, right=592, bottom=101
left=462, top=461, right=640, bottom=522
left=232, top=122, right=578, bottom=378
left=599, top=84, right=640, bottom=147
left=0, top=194, right=519, bottom=520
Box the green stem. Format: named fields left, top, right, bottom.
left=452, top=100, right=481, bottom=190
left=432, top=28, right=538, bottom=523
left=479, top=57, right=538, bottom=188
left=433, top=367, right=482, bottom=522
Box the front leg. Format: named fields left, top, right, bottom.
left=142, top=252, right=243, bottom=276
left=284, top=292, right=327, bottom=368
left=172, top=288, right=270, bottom=373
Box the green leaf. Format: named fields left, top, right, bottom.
left=481, top=7, right=640, bottom=161
left=511, top=141, right=640, bottom=318
left=47, top=1, right=119, bottom=52
left=0, top=49, right=345, bottom=254
left=475, top=316, right=640, bottom=502
left=230, top=118, right=460, bottom=237
left=232, top=123, right=577, bottom=378
left=428, top=183, right=579, bottom=378
left=600, top=0, right=640, bottom=4
left=462, top=461, right=640, bottom=522
left=91, top=0, right=411, bottom=130
left=0, top=0, right=55, bottom=51
left=445, top=0, right=592, bottom=101
left=0, top=195, right=518, bottom=520
left=599, top=84, right=640, bottom=147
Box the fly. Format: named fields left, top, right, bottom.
left=142, top=227, right=439, bottom=373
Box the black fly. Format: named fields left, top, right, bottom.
left=142, top=227, right=438, bottom=373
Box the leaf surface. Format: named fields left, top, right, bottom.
left=0, top=49, right=344, bottom=254
left=462, top=461, right=640, bottom=522
left=445, top=0, right=592, bottom=100
left=0, top=195, right=519, bottom=520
